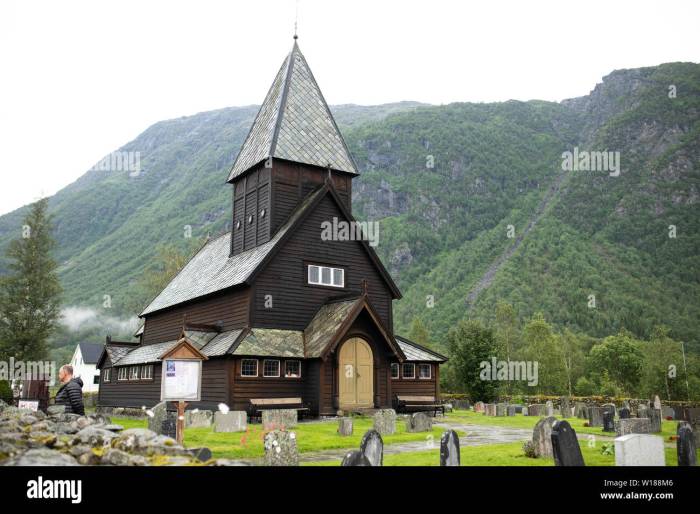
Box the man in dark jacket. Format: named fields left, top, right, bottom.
left=54, top=365, right=85, bottom=415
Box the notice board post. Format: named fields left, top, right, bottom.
left=159, top=337, right=208, bottom=446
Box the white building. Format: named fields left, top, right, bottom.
left=69, top=342, right=104, bottom=393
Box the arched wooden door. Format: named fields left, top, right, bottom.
left=338, top=337, right=374, bottom=410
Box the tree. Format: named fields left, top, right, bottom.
left=0, top=198, right=62, bottom=361
left=560, top=328, right=586, bottom=397
left=587, top=331, right=644, bottom=395
left=446, top=319, right=498, bottom=401
left=521, top=312, right=567, bottom=394
left=494, top=301, right=519, bottom=393
left=407, top=317, right=430, bottom=346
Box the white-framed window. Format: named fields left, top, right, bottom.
left=129, top=366, right=140, bottom=380
left=103, top=369, right=111, bottom=383
left=263, top=359, right=280, bottom=378
left=141, top=364, right=153, bottom=380
left=419, top=364, right=432, bottom=379
left=93, top=375, right=100, bottom=385
left=285, top=360, right=301, bottom=378
left=391, top=363, right=399, bottom=379
left=307, top=264, right=344, bottom=288
left=402, top=363, right=415, bottom=379
left=241, top=359, right=258, bottom=377
left=117, top=367, right=128, bottom=381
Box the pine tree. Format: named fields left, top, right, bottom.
left=0, top=198, right=62, bottom=361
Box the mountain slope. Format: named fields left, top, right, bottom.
left=0, top=63, right=697, bottom=353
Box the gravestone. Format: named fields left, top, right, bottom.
left=161, top=416, right=177, bottom=440
left=373, top=409, right=396, bottom=435
left=602, top=403, right=616, bottom=417
left=496, top=403, right=506, bottom=417
left=616, top=418, right=651, bottom=436
left=575, top=402, right=588, bottom=419
left=560, top=397, right=570, bottom=419
left=185, top=409, right=213, bottom=428
left=263, top=430, right=298, bottom=466
left=618, top=407, right=631, bottom=419
left=507, top=405, right=517, bottom=417
left=676, top=422, right=697, bottom=467
left=214, top=411, right=247, bottom=433
left=474, top=401, right=485, bottom=413
left=262, top=409, right=298, bottom=431
left=683, top=407, right=700, bottom=423
left=147, top=402, right=176, bottom=437
left=360, top=429, right=384, bottom=466
left=551, top=420, right=585, bottom=466
left=648, top=409, right=662, bottom=433
left=545, top=401, right=554, bottom=417
left=653, top=395, right=661, bottom=410
left=637, top=404, right=649, bottom=419
left=338, top=417, right=353, bottom=436
left=588, top=407, right=605, bottom=427
left=341, top=450, right=371, bottom=466
left=614, top=434, right=665, bottom=466
left=661, top=406, right=674, bottom=419
left=483, top=403, right=494, bottom=416
left=405, top=412, right=432, bottom=433
left=521, top=406, right=528, bottom=416
left=532, top=416, right=557, bottom=458
left=186, top=447, right=212, bottom=462
left=603, top=410, right=615, bottom=432
left=453, top=399, right=470, bottom=410
left=528, top=404, right=544, bottom=417
left=514, top=405, right=524, bottom=414
left=440, top=430, right=460, bottom=466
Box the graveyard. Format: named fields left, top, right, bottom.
left=94, top=404, right=697, bottom=466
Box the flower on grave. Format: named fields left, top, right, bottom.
left=218, top=403, right=230, bottom=414
left=145, top=410, right=154, bottom=418
left=289, top=433, right=296, bottom=440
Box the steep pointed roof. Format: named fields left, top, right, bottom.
left=227, top=41, right=358, bottom=181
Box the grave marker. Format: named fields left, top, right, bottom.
left=551, top=420, right=585, bottom=466
left=440, top=430, right=460, bottom=466
left=360, top=429, right=384, bottom=466
left=614, top=434, right=665, bottom=466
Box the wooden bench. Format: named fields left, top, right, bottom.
left=394, top=395, right=445, bottom=417
left=248, top=397, right=310, bottom=421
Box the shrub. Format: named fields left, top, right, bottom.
left=522, top=441, right=537, bottom=458
left=0, top=381, right=13, bottom=404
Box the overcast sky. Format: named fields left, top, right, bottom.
left=0, top=0, right=697, bottom=216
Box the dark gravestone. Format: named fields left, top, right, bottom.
left=648, top=409, right=662, bottom=433
left=683, top=407, right=700, bottom=424
left=602, top=403, right=616, bottom=417
left=440, top=430, right=460, bottom=466
left=603, top=410, right=615, bottom=432
left=161, top=416, right=177, bottom=440
left=341, top=450, right=372, bottom=466
left=551, top=420, right=585, bottom=466
left=588, top=407, right=605, bottom=427
left=360, top=429, right=383, bottom=466
left=186, top=447, right=212, bottom=462
left=619, top=407, right=631, bottom=419
left=677, top=422, right=697, bottom=467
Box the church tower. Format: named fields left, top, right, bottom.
left=227, top=40, right=358, bottom=256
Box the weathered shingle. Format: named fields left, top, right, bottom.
left=233, top=328, right=304, bottom=358
left=140, top=186, right=326, bottom=316
left=114, top=340, right=178, bottom=366
left=395, top=336, right=447, bottom=362
left=227, top=41, right=358, bottom=181
left=304, top=297, right=362, bottom=358
left=201, top=329, right=244, bottom=357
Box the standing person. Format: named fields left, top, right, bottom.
left=54, top=365, right=85, bottom=415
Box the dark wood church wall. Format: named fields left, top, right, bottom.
left=141, top=288, right=249, bottom=344
left=270, top=160, right=351, bottom=235
left=252, top=194, right=393, bottom=332
left=229, top=357, right=307, bottom=412
left=97, top=359, right=230, bottom=409
left=231, top=164, right=271, bottom=255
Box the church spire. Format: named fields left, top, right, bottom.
left=227, top=41, right=358, bottom=182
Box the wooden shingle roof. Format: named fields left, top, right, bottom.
left=227, top=41, right=358, bottom=181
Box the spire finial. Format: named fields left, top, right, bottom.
left=293, top=0, right=299, bottom=40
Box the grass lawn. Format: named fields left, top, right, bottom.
left=303, top=441, right=689, bottom=466
left=445, top=409, right=679, bottom=441
left=112, top=416, right=455, bottom=460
